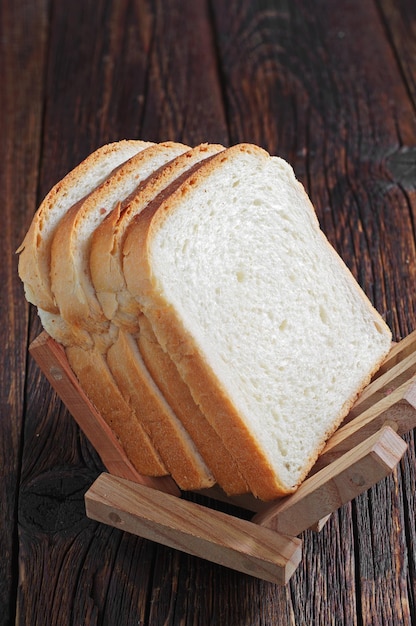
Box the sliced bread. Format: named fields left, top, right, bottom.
left=90, top=144, right=223, bottom=334
left=65, top=342, right=167, bottom=477
left=137, top=314, right=248, bottom=494
left=18, top=140, right=152, bottom=349
left=50, top=141, right=190, bottom=343
left=122, top=143, right=392, bottom=500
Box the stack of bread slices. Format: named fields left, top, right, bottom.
left=17, top=140, right=392, bottom=501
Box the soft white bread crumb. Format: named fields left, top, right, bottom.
left=123, top=143, right=392, bottom=500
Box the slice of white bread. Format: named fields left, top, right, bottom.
left=89, top=143, right=248, bottom=494
left=122, top=143, right=392, bottom=500
left=49, top=141, right=217, bottom=490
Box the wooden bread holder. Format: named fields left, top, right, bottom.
left=30, top=330, right=416, bottom=585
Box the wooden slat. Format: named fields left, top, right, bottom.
left=347, top=348, right=416, bottom=419
left=312, top=378, right=416, bottom=473
left=85, top=473, right=302, bottom=586
left=252, top=427, right=407, bottom=537
left=373, top=331, right=416, bottom=379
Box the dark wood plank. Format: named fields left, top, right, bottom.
left=7, top=0, right=416, bottom=624
left=352, top=466, right=413, bottom=626
left=38, top=0, right=228, bottom=198
left=0, top=0, right=49, bottom=623
left=38, top=0, right=151, bottom=194
left=377, top=0, right=416, bottom=110
left=138, top=0, right=229, bottom=146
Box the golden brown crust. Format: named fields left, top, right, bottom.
left=65, top=344, right=167, bottom=476
left=107, top=329, right=215, bottom=491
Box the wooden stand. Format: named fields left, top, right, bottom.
left=29, top=331, right=416, bottom=585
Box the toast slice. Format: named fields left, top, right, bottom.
left=122, top=143, right=392, bottom=500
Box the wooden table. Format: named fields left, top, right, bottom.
left=2, top=1, right=416, bottom=624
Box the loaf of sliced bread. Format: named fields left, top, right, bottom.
left=122, top=143, right=392, bottom=500
left=18, top=140, right=391, bottom=500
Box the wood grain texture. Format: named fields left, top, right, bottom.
left=2, top=0, right=416, bottom=624
left=137, top=0, right=229, bottom=145
left=0, top=0, right=49, bottom=623
left=211, top=0, right=416, bottom=623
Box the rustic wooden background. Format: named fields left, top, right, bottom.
left=1, top=0, right=416, bottom=624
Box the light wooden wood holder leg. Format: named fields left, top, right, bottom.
left=30, top=330, right=416, bottom=584
left=85, top=473, right=302, bottom=585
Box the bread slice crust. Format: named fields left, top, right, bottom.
left=137, top=314, right=248, bottom=494
left=65, top=344, right=167, bottom=476
left=107, top=329, right=215, bottom=490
